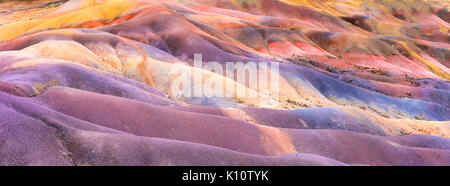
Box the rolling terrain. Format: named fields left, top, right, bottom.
left=0, top=0, right=449, bottom=165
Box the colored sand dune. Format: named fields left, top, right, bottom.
left=0, top=0, right=449, bottom=165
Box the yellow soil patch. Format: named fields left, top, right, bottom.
left=0, top=0, right=136, bottom=41
left=399, top=41, right=450, bottom=80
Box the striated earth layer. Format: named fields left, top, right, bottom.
left=0, top=0, right=449, bottom=166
